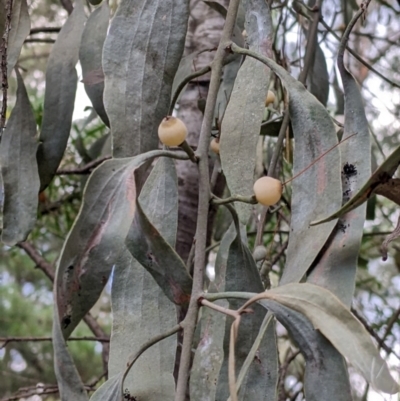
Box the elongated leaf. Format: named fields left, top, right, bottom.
left=126, top=201, right=192, bottom=306
left=37, top=0, right=86, bottom=190
left=190, top=225, right=236, bottom=400
left=220, top=0, right=273, bottom=224
left=89, top=373, right=123, bottom=401
left=0, top=70, right=39, bottom=245
left=79, top=2, right=110, bottom=126
left=266, top=301, right=352, bottom=401
left=6, top=0, right=30, bottom=74
left=240, top=49, right=342, bottom=284
left=311, top=144, right=400, bottom=225
left=55, top=150, right=175, bottom=339
left=307, top=43, right=329, bottom=106
left=108, top=157, right=178, bottom=399
left=103, top=0, right=189, bottom=158
left=308, top=34, right=371, bottom=307
left=216, top=234, right=274, bottom=400
left=263, top=283, right=399, bottom=394
left=53, top=308, right=88, bottom=401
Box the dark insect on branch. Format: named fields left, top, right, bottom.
left=123, top=388, right=138, bottom=401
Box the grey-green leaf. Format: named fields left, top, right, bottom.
left=79, top=1, right=110, bottom=126
left=54, top=150, right=171, bottom=339
left=0, top=70, right=39, bottom=245
left=220, top=0, right=273, bottom=224
left=6, top=0, right=30, bottom=74
left=89, top=373, right=123, bottom=401
left=264, top=283, right=399, bottom=394
left=126, top=200, right=192, bottom=306
left=307, top=43, right=329, bottom=106
left=216, top=233, right=274, bottom=400
left=241, top=50, right=342, bottom=285
left=53, top=308, right=88, bottom=401
left=108, top=157, right=178, bottom=399
left=103, top=0, right=189, bottom=157
left=266, top=301, right=352, bottom=401
left=37, top=0, right=86, bottom=191
left=308, top=33, right=371, bottom=306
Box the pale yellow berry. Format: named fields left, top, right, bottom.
left=158, top=116, right=188, bottom=146
left=265, top=90, right=276, bottom=106
left=253, top=176, right=282, bottom=206
left=210, top=138, right=220, bottom=154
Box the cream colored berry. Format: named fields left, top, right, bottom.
left=210, top=138, right=220, bottom=154
left=265, top=90, right=276, bottom=106
left=158, top=116, right=188, bottom=146
left=253, top=176, right=282, bottom=206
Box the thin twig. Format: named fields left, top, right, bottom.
left=56, top=155, right=111, bottom=175
left=0, top=0, right=14, bottom=138
left=169, top=65, right=211, bottom=115
left=351, top=308, right=400, bottom=359
left=0, top=335, right=110, bottom=349
left=175, top=1, right=242, bottom=398
left=211, top=194, right=257, bottom=206
left=200, top=298, right=238, bottom=318
left=123, top=324, right=182, bottom=390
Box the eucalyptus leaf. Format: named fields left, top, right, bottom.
left=108, top=157, right=178, bottom=399
left=236, top=47, right=342, bottom=285
left=126, top=200, right=192, bottom=306
left=219, top=0, right=273, bottom=224
left=54, top=150, right=176, bottom=339
left=89, top=373, right=123, bottom=401
left=6, top=0, right=30, bottom=74
left=263, top=283, right=399, bottom=394
left=103, top=0, right=189, bottom=157
left=37, top=0, right=86, bottom=190
left=0, top=70, right=40, bottom=245
left=308, top=29, right=371, bottom=306
left=79, top=1, right=110, bottom=126
left=53, top=308, right=88, bottom=401
left=216, top=233, right=273, bottom=400
left=307, top=43, right=329, bottom=106
left=190, top=226, right=236, bottom=400
left=266, top=301, right=352, bottom=401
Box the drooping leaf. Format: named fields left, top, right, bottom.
left=103, top=0, right=189, bottom=158
left=37, top=0, right=86, bottom=191
left=265, top=301, right=352, bottom=401
left=53, top=307, right=88, bottom=401
left=89, top=373, right=123, bottom=401
left=262, top=283, right=399, bottom=394
left=219, top=0, right=273, bottom=224
left=54, top=150, right=177, bottom=339
left=237, top=46, right=342, bottom=285
left=310, top=144, right=400, bottom=225
left=126, top=200, right=192, bottom=306
left=308, top=29, right=371, bottom=306
left=0, top=70, right=40, bottom=245
left=216, top=233, right=275, bottom=400
left=190, top=225, right=236, bottom=400
left=108, top=157, right=178, bottom=399
left=79, top=1, right=110, bottom=126
left=307, top=44, right=329, bottom=106
left=5, top=0, right=30, bottom=74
